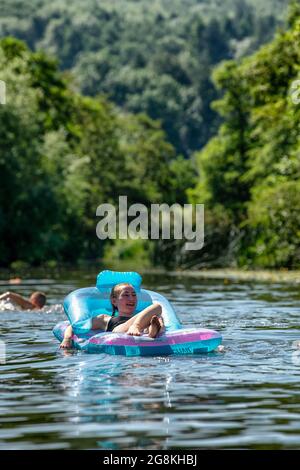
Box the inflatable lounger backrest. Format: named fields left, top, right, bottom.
left=63, top=270, right=153, bottom=335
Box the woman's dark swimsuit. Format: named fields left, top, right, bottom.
left=106, top=315, right=130, bottom=332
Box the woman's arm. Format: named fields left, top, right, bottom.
left=60, top=314, right=109, bottom=349
left=91, top=314, right=110, bottom=330
left=60, top=325, right=74, bottom=349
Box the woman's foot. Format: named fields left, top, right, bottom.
left=148, top=315, right=162, bottom=338
left=127, top=324, right=142, bottom=336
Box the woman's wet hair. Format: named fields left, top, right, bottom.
left=110, top=283, right=134, bottom=317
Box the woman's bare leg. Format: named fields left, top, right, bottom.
left=113, top=303, right=163, bottom=336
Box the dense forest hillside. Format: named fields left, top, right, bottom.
left=188, top=1, right=300, bottom=269
left=1, top=1, right=300, bottom=270
left=0, top=0, right=290, bottom=155
left=0, top=36, right=196, bottom=267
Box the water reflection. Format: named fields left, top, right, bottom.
left=1, top=272, right=300, bottom=449
left=53, top=355, right=177, bottom=449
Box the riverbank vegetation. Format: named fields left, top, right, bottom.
left=1, top=0, right=300, bottom=270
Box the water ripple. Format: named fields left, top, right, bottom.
left=1, top=274, right=300, bottom=449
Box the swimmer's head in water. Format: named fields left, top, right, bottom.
left=30, top=291, right=46, bottom=309
left=110, top=283, right=137, bottom=316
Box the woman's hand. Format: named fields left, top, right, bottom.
left=60, top=338, right=73, bottom=349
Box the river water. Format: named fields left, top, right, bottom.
left=1, top=270, right=300, bottom=449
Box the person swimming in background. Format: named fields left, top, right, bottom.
left=60, top=282, right=165, bottom=349
left=0, top=291, right=46, bottom=310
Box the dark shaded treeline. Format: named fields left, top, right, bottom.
left=0, top=37, right=195, bottom=268
left=2, top=1, right=300, bottom=270
left=188, top=1, right=300, bottom=269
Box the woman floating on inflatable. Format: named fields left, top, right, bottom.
left=53, top=270, right=222, bottom=356
left=60, top=282, right=164, bottom=348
